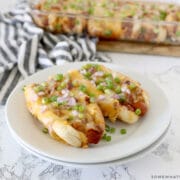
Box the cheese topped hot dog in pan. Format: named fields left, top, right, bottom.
left=31, top=0, right=180, bottom=44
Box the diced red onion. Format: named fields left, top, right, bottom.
left=112, top=94, right=120, bottom=99
left=57, top=96, right=67, bottom=103
left=90, top=80, right=96, bottom=86
left=92, top=76, right=97, bottom=81
left=38, top=92, right=45, bottom=96
left=121, top=85, right=130, bottom=94
left=67, top=97, right=76, bottom=106
left=80, top=69, right=87, bottom=75
left=79, top=91, right=84, bottom=96
left=72, top=110, right=79, bottom=116
left=98, top=95, right=106, bottom=101
left=86, top=122, right=95, bottom=129
left=100, top=82, right=106, bottom=86
left=89, top=67, right=96, bottom=74
left=93, top=71, right=104, bottom=77
left=61, top=89, right=69, bottom=97
left=31, top=93, right=38, bottom=102
left=40, top=105, right=47, bottom=113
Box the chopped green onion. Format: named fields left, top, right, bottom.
left=176, top=31, right=180, bottom=37
left=169, top=4, right=174, bottom=8
left=70, top=3, right=76, bottom=9
left=83, top=64, right=92, bottom=70
left=52, top=102, right=59, bottom=107
left=102, top=133, right=107, bottom=140
left=105, top=79, right=114, bottom=89
left=78, top=113, right=84, bottom=119
left=153, top=28, right=159, bottom=34
left=67, top=115, right=74, bottom=121
left=140, top=27, right=146, bottom=34
left=50, top=96, right=57, bottom=102
left=105, top=124, right=110, bottom=132
left=105, top=11, right=114, bottom=17
left=110, top=127, right=116, bottom=134
left=90, top=97, right=96, bottom=103
left=97, top=84, right=104, bottom=91
left=101, top=3, right=106, bottom=8
left=96, top=79, right=103, bottom=85
left=102, top=133, right=111, bottom=142
left=76, top=0, right=83, bottom=3
left=44, top=2, right=51, bottom=9
left=104, top=89, right=112, bottom=94
left=73, top=105, right=85, bottom=112
left=72, top=80, right=78, bottom=87
left=135, top=108, right=141, bottom=116
left=176, top=12, right=180, bottom=19
left=153, top=15, right=160, bottom=21
left=119, top=94, right=126, bottom=103
left=42, top=128, right=48, bottom=134
left=104, top=30, right=112, bottom=36
left=84, top=71, right=91, bottom=79
left=51, top=0, right=59, bottom=4
left=115, top=86, right=121, bottom=94
left=57, top=85, right=62, bottom=91
left=55, top=24, right=62, bottom=31
left=73, top=105, right=79, bottom=111
left=55, top=74, right=63, bottom=81
left=92, top=64, right=100, bottom=70
left=63, top=5, right=67, bottom=10
left=120, top=128, right=127, bottom=135
left=34, top=85, right=44, bottom=92
left=41, top=82, right=47, bottom=87
left=159, top=11, right=167, bottom=20
left=79, top=85, right=87, bottom=93
left=88, top=7, right=94, bottom=15
left=104, top=73, right=113, bottom=78
left=114, top=77, right=121, bottom=83
left=83, top=64, right=99, bottom=70
left=59, top=101, right=67, bottom=106
left=78, top=105, right=85, bottom=112
left=151, top=4, right=156, bottom=9
left=106, top=82, right=114, bottom=89
left=22, top=85, right=26, bottom=91
left=75, top=20, right=80, bottom=25
left=42, top=97, right=50, bottom=104
left=129, top=83, right=136, bottom=90
left=60, top=82, right=66, bottom=88
left=106, top=135, right=111, bottom=142
left=88, top=93, right=95, bottom=97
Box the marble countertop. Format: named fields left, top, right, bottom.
left=1, top=53, right=180, bottom=180
left=1, top=1, right=180, bottom=180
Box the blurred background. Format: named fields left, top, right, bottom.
left=1, top=0, right=180, bottom=12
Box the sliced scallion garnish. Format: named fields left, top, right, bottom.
left=135, top=108, right=141, bottom=116
left=120, top=128, right=127, bottom=135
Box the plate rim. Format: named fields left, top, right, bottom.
left=9, top=120, right=171, bottom=168
left=5, top=62, right=172, bottom=164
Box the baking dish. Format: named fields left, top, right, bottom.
left=28, top=0, right=180, bottom=45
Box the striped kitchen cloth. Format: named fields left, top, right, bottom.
left=0, top=1, right=111, bottom=105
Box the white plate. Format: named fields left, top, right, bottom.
left=5, top=62, right=171, bottom=164
left=10, top=120, right=171, bottom=168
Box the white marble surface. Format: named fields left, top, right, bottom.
left=1, top=1, right=180, bottom=180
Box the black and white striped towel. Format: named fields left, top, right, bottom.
left=0, top=1, right=111, bottom=105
